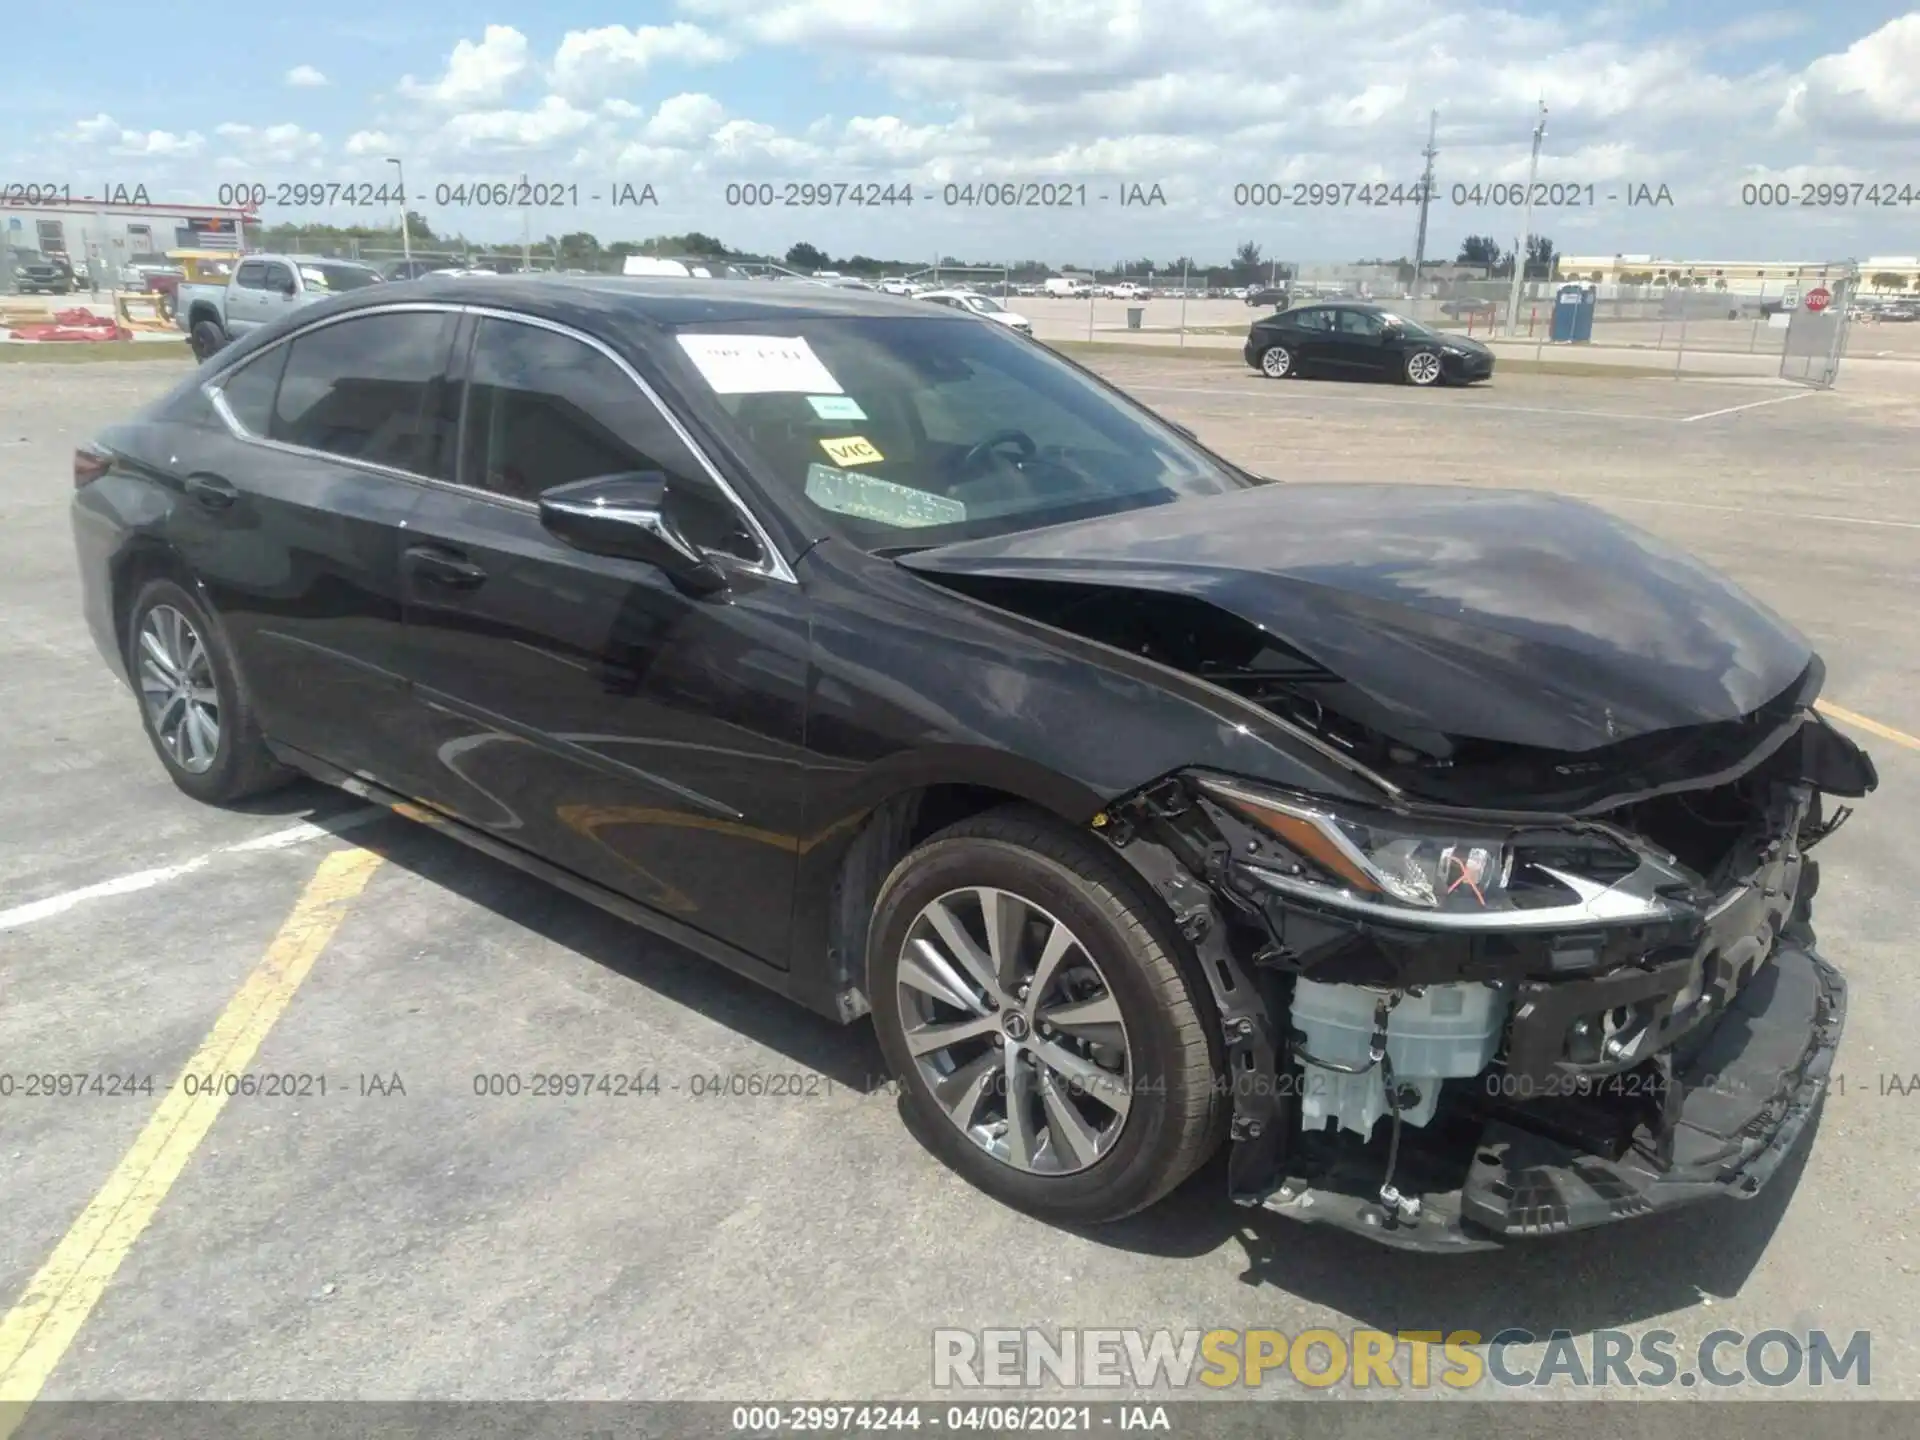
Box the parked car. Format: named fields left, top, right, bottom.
left=176, top=254, right=383, bottom=360
left=71, top=275, right=1876, bottom=1247
left=918, top=288, right=1033, bottom=335
left=1248, top=301, right=1494, bottom=385
left=385, top=258, right=451, bottom=281
left=1243, top=286, right=1289, bottom=308
left=1877, top=302, right=1918, bottom=323
left=12, top=253, right=72, bottom=295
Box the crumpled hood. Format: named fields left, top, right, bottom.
left=898, top=483, right=1816, bottom=753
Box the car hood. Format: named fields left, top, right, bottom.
left=897, top=483, right=1815, bottom=754
left=1431, top=331, right=1491, bottom=353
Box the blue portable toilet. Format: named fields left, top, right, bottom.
left=1550, top=282, right=1596, bottom=342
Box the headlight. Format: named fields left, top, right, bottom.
left=1195, top=776, right=1694, bottom=931
left=1441, top=345, right=1465, bottom=356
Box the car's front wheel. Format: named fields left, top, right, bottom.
left=1404, top=348, right=1445, bottom=386
left=1258, top=344, right=1293, bottom=378
left=868, top=807, right=1226, bottom=1224
left=126, top=578, right=290, bottom=805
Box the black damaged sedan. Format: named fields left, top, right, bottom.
left=1247, top=300, right=1494, bottom=386
left=72, top=276, right=1874, bottom=1247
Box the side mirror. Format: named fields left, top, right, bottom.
left=278, top=277, right=297, bottom=296
left=538, top=472, right=728, bottom=597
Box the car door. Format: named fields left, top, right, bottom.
left=1329, top=307, right=1392, bottom=376
left=179, top=306, right=459, bottom=785
left=227, top=259, right=271, bottom=332
left=396, top=314, right=810, bottom=969
left=1284, top=307, right=1336, bottom=370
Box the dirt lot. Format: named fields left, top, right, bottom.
left=2, top=352, right=1917, bottom=1407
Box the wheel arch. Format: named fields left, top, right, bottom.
left=804, top=750, right=1112, bottom=1018
left=110, top=540, right=205, bottom=667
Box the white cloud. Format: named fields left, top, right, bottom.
left=551, top=23, right=736, bottom=100
left=602, top=98, right=644, bottom=118
left=70, top=113, right=119, bottom=142
left=213, top=122, right=327, bottom=168
left=345, top=130, right=396, bottom=156
left=643, top=93, right=726, bottom=146
left=1781, top=14, right=1920, bottom=133
left=401, top=25, right=532, bottom=107
left=438, top=95, right=596, bottom=152
left=285, top=64, right=329, bottom=87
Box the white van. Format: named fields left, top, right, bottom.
left=1043, top=276, right=1092, bottom=297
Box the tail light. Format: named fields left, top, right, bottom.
left=74, top=445, right=111, bottom=489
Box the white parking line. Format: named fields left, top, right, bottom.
left=1124, top=383, right=1686, bottom=424
left=1678, top=391, right=1818, bottom=423
left=1573, top=494, right=1920, bottom=531
left=0, top=807, right=383, bottom=932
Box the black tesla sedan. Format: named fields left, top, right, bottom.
left=71, top=276, right=1874, bottom=1247
left=1246, top=300, right=1495, bottom=385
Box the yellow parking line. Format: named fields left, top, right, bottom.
left=0, top=846, right=381, bottom=1432
left=1817, top=700, right=1920, bottom=753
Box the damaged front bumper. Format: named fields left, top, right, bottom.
left=1106, top=753, right=1866, bottom=1253
left=1262, top=942, right=1843, bottom=1251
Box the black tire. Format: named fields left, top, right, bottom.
left=868, top=806, right=1227, bottom=1224
left=1257, top=344, right=1293, bottom=379
left=190, top=319, right=225, bottom=362
left=125, top=577, right=291, bottom=805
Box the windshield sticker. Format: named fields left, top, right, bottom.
left=676, top=334, right=843, bottom=395
left=299, top=267, right=329, bottom=289
left=805, top=464, right=965, bottom=528
left=807, top=394, right=867, bottom=421
left=819, top=435, right=885, bottom=467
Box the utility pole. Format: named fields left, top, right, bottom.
left=1506, top=102, right=1547, bottom=336
left=1409, top=109, right=1438, bottom=301
left=388, top=158, right=411, bottom=266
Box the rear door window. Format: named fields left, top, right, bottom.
left=217, top=344, right=290, bottom=436
left=271, top=312, right=458, bottom=476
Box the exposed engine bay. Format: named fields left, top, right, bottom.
left=994, top=584, right=1881, bottom=1248
left=899, top=510, right=1880, bottom=1247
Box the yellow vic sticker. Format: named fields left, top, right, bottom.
left=820, top=435, right=885, bottom=467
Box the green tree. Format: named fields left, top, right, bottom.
left=1869, top=271, right=1908, bottom=293
left=1457, top=235, right=1502, bottom=269
left=786, top=241, right=830, bottom=271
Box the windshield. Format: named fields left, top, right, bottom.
left=963, top=295, right=1003, bottom=313
left=671, top=317, right=1255, bottom=550
left=1383, top=312, right=1439, bottom=338
left=302, top=264, right=382, bottom=291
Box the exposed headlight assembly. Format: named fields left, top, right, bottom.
left=1196, top=776, right=1696, bottom=931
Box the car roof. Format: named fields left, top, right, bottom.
left=333, top=273, right=947, bottom=323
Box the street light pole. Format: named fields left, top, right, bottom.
left=388, top=158, right=411, bottom=266
left=1506, top=103, right=1546, bottom=336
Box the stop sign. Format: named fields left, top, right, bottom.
left=1806, top=287, right=1831, bottom=312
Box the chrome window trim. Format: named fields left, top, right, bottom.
left=200, top=299, right=797, bottom=585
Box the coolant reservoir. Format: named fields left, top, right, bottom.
left=1289, top=980, right=1509, bottom=1140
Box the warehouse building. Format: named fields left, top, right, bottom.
left=2, top=197, right=249, bottom=291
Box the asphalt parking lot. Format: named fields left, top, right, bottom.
left=2, top=352, right=1917, bottom=1406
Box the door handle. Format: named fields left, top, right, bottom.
left=184, top=473, right=237, bottom=509
left=404, top=544, right=487, bottom=590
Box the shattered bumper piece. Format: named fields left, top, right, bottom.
left=1258, top=943, right=1843, bottom=1253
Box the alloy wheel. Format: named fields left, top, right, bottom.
left=1407, top=351, right=1442, bottom=385
left=896, top=886, right=1132, bottom=1176
left=1261, top=346, right=1292, bottom=378
left=136, top=604, right=221, bottom=773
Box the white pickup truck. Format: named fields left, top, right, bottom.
left=177, top=254, right=385, bottom=360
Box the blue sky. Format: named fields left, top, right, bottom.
left=9, top=1, right=1920, bottom=265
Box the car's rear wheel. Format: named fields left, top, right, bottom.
left=1258, top=344, right=1293, bottom=378
left=868, top=807, right=1226, bottom=1224
left=127, top=578, right=290, bottom=805
left=1405, top=349, right=1444, bottom=386
left=190, top=319, right=224, bottom=362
